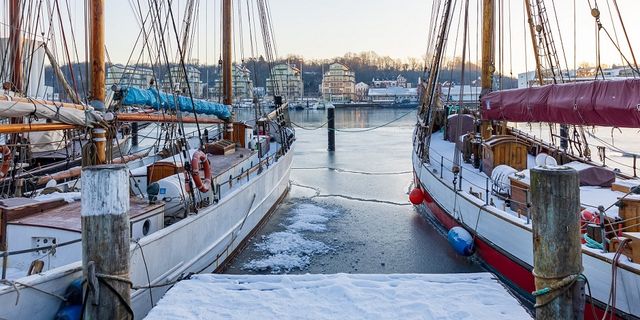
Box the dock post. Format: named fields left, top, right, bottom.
left=530, top=166, right=584, bottom=320
left=81, top=164, right=131, bottom=319
left=327, top=105, right=335, bottom=151
left=131, top=122, right=139, bottom=146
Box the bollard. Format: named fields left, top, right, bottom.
left=81, top=164, right=131, bottom=320
left=327, top=105, right=335, bottom=151
left=530, top=166, right=584, bottom=320
left=131, top=122, right=139, bottom=146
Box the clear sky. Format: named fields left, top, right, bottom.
left=4, top=0, right=639, bottom=75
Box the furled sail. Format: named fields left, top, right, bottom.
left=481, top=79, right=640, bottom=128
left=0, top=96, right=102, bottom=127
left=120, top=87, right=231, bottom=120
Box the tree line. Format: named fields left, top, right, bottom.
left=44, top=51, right=517, bottom=100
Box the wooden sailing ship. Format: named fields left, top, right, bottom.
left=0, top=0, right=295, bottom=318
left=413, top=1, right=640, bottom=319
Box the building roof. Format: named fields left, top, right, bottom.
left=368, top=87, right=417, bottom=96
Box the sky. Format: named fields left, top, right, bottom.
left=3, top=0, right=640, bottom=75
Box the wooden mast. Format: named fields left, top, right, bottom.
left=480, top=0, right=495, bottom=94
left=9, top=0, right=22, bottom=93
left=222, top=0, right=234, bottom=140
left=89, top=0, right=107, bottom=164
left=479, top=0, right=497, bottom=138
left=524, top=0, right=545, bottom=86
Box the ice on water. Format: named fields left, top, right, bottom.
left=243, top=203, right=339, bottom=272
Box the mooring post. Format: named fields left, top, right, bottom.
left=327, top=105, right=335, bottom=151
left=81, top=164, right=131, bottom=320
left=131, top=122, right=139, bottom=146
left=530, top=166, right=584, bottom=320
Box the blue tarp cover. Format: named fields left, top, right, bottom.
left=121, top=87, right=231, bottom=120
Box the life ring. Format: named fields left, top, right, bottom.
left=189, top=150, right=212, bottom=193
left=0, top=146, right=11, bottom=178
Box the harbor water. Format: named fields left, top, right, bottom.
left=223, top=107, right=482, bottom=275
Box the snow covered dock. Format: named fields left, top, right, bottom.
left=145, top=273, right=530, bottom=319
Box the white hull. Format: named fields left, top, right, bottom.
left=0, top=143, right=294, bottom=319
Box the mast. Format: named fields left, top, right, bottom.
left=9, top=0, right=22, bottom=93
left=524, top=1, right=545, bottom=86
left=222, top=0, right=234, bottom=140
left=480, top=0, right=495, bottom=95
left=89, top=0, right=107, bottom=164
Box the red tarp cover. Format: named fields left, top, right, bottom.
left=480, top=79, right=640, bottom=128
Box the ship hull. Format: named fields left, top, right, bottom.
left=0, top=143, right=294, bottom=319
left=412, top=148, right=639, bottom=320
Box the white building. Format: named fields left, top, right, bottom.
left=372, top=74, right=409, bottom=88
left=368, top=87, right=418, bottom=104
left=210, top=64, right=254, bottom=101
left=439, top=84, right=481, bottom=104
left=516, top=67, right=636, bottom=88
left=161, top=65, right=203, bottom=98
left=355, top=82, right=369, bottom=102
left=106, top=64, right=154, bottom=90
left=266, top=64, right=304, bottom=101
left=321, top=62, right=356, bottom=103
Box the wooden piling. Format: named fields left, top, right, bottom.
left=327, top=105, right=335, bottom=151
left=81, top=164, right=131, bottom=319
left=530, top=166, right=584, bottom=319
left=131, top=122, right=139, bottom=146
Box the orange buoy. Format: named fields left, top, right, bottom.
left=189, top=150, right=212, bottom=193
left=0, top=146, right=11, bottom=178
left=409, top=188, right=424, bottom=205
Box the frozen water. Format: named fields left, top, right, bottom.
left=243, top=203, right=338, bottom=272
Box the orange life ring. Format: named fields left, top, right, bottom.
left=0, top=146, right=11, bottom=178
left=189, top=150, right=212, bottom=193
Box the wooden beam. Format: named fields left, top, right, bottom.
left=0, top=123, right=78, bottom=134
left=9, top=0, right=22, bottom=92
left=481, top=0, right=495, bottom=94
left=81, top=165, right=130, bottom=320
left=89, top=0, right=105, bottom=106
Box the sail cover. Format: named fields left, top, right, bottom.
left=121, top=87, right=231, bottom=120
left=0, top=99, right=102, bottom=127
left=481, top=79, right=640, bottom=128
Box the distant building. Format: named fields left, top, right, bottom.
left=106, top=64, right=154, bottom=90
left=266, top=63, right=304, bottom=101
left=368, top=87, right=418, bottom=104
left=439, top=83, right=481, bottom=104
left=253, top=87, right=266, bottom=98
left=371, top=74, right=408, bottom=88
left=355, top=82, right=369, bottom=102
left=321, top=62, right=356, bottom=103
left=517, top=67, right=636, bottom=88
left=210, top=64, right=254, bottom=101
left=161, top=65, right=203, bottom=98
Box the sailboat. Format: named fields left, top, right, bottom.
left=413, top=0, right=640, bottom=319
left=0, top=0, right=294, bottom=318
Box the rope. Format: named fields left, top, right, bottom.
left=332, top=110, right=414, bottom=133
left=0, top=279, right=67, bottom=305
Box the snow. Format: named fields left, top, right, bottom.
left=243, top=203, right=338, bottom=273
left=145, top=273, right=531, bottom=320
left=33, top=191, right=81, bottom=203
